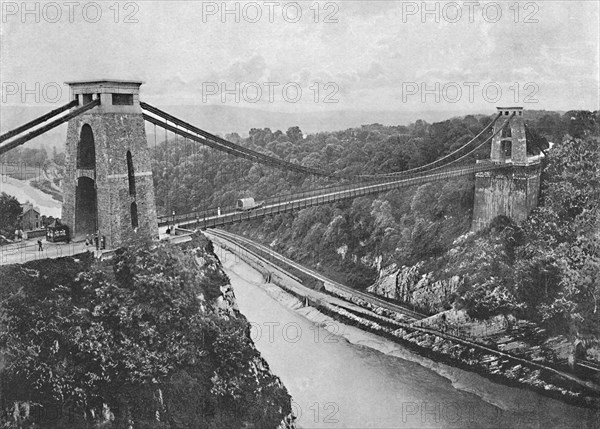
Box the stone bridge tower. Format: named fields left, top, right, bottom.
left=62, top=80, right=158, bottom=248
left=471, top=107, right=542, bottom=231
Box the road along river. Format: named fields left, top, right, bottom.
left=216, top=246, right=598, bottom=429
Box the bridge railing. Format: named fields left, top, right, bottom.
left=171, top=162, right=510, bottom=230
left=159, top=206, right=239, bottom=227
left=159, top=165, right=428, bottom=225
left=257, top=162, right=493, bottom=209
left=158, top=172, right=395, bottom=226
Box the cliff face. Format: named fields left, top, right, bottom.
left=197, top=238, right=297, bottom=429
left=368, top=262, right=463, bottom=314
left=0, top=235, right=296, bottom=429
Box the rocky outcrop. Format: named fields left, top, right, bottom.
left=368, top=262, right=463, bottom=314
left=192, top=235, right=297, bottom=429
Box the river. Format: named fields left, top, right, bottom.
left=0, top=176, right=62, bottom=218
left=217, top=247, right=598, bottom=429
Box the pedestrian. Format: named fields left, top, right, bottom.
left=37, top=239, right=43, bottom=252
left=85, top=234, right=90, bottom=246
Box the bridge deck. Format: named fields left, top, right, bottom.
left=166, top=162, right=511, bottom=230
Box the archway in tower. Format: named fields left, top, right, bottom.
left=74, top=124, right=97, bottom=236
left=75, top=177, right=97, bottom=235
left=77, top=124, right=95, bottom=169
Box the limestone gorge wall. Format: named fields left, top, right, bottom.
left=209, top=262, right=297, bottom=429
left=365, top=226, right=511, bottom=315
left=196, top=237, right=297, bottom=429
left=367, top=261, right=463, bottom=314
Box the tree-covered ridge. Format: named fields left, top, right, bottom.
left=430, top=129, right=600, bottom=365
left=150, top=110, right=595, bottom=218
left=150, top=114, right=493, bottom=216
left=151, top=109, right=599, bottom=355
left=513, top=132, right=599, bottom=339
left=151, top=111, right=597, bottom=290
left=0, top=235, right=293, bottom=428
left=150, top=113, right=501, bottom=290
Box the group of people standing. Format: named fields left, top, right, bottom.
left=31, top=232, right=102, bottom=253
left=14, top=228, right=90, bottom=254
left=85, top=232, right=100, bottom=249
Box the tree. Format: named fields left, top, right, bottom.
left=464, top=280, right=521, bottom=324
left=0, top=192, right=21, bottom=236
left=249, top=128, right=273, bottom=147
left=225, top=132, right=241, bottom=143
left=541, top=135, right=600, bottom=224
left=562, top=110, right=599, bottom=139
left=54, top=151, right=66, bottom=166
left=539, top=233, right=600, bottom=339
left=286, top=126, right=303, bottom=143
left=514, top=132, right=600, bottom=360
left=0, top=237, right=292, bottom=428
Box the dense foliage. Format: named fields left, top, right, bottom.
left=0, top=236, right=292, bottom=428
left=0, top=192, right=21, bottom=238
left=150, top=117, right=491, bottom=215
left=151, top=115, right=495, bottom=287
left=514, top=132, right=599, bottom=338
left=151, top=110, right=599, bottom=338
left=443, top=117, right=600, bottom=343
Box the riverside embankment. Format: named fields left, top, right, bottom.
left=208, top=232, right=599, bottom=428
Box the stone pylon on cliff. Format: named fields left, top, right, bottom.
left=61, top=80, right=158, bottom=248
left=471, top=107, right=541, bottom=231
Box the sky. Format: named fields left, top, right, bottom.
left=1, top=0, right=599, bottom=119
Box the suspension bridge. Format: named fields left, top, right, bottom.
left=0, top=80, right=546, bottom=250
left=4, top=81, right=599, bottom=407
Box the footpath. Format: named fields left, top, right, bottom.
left=0, top=238, right=91, bottom=266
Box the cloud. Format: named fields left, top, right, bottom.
left=1, top=1, right=597, bottom=114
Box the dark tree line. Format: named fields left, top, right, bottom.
left=151, top=111, right=599, bottom=339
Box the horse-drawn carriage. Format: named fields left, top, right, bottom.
left=236, top=197, right=264, bottom=211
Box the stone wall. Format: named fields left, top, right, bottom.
left=471, top=163, right=541, bottom=231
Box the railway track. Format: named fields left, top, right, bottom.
left=208, top=228, right=426, bottom=321
left=207, top=228, right=600, bottom=392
